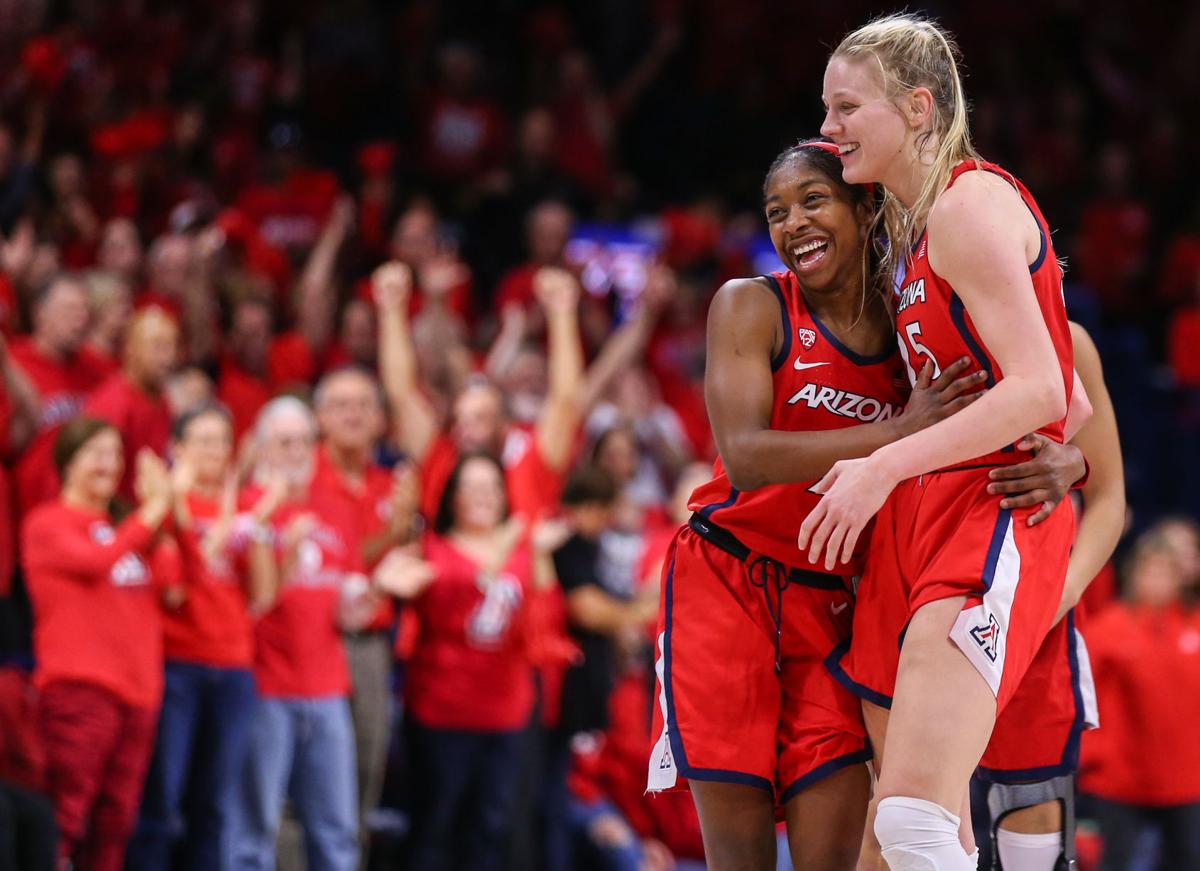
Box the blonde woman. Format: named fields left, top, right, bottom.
left=798, top=14, right=1091, bottom=870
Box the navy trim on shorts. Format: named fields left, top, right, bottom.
left=809, top=309, right=895, bottom=367
left=823, top=639, right=893, bottom=710
left=980, top=508, right=1012, bottom=594
left=764, top=273, right=793, bottom=373
left=779, top=746, right=874, bottom=804
left=662, top=552, right=775, bottom=795
left=976, top=610, right=1086, bottom=784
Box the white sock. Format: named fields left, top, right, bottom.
left=967, top=847, right=980, bottom=869
left=996, top=829, right=1061, bottom=871
left=875, top=796, right=976, bottom=870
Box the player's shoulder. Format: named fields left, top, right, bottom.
left=710, top=274, right=787, bottom=322
left=931, top=166, right=1025, bottom=231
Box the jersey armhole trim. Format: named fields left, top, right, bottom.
left=764, top=273, right=792, bottom=372
left=971, top=165, right=1048, bottom=274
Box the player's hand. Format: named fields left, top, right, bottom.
left=986, top=434, right=1085, bottom=526
left=896, top=357, right=986, bottom=437
left=797, top=455, right=897, bottom=571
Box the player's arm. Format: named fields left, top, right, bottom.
left=800, top=176, right=1084, bottom=568
left=706, top=278, right=981, bottom=491
left=869, top=175, right=1076, bottom=481
left=1054, top=322, right=1125, bottom=621
left=1063, top=367, right=1092, bottom=442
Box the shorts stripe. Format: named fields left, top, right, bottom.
left=778, top=746, right=873, bottom=804
left=823, top=640, right=893, bottom=710
left=950, top=508, right=1018, bottom=697
left=647, top=552, right=774, bottom=794
left=977, top=610, right=1097, bottom=783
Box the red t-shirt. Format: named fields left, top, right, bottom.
left=10, top=339, right=108, bottom=516
left=21, top=501, right=166, bottom=710
left=161, top=492, right=257, bottom=668
left=406, top=531, right=535, bottom=731
left=419, top=427, right=565, bottom=523
left=250, top=485, right=364, bottom=698
left=1078, top=603, right=1200, bottom=805
left=310, top=446, right=396, bottom=631
left=83, top=371, right=172, bottom=500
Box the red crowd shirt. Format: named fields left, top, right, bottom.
left=161, top=492, right=256, bottom=668
left=419, top=427, right=565, bottom=523
left=21, top=501, right=169, bottom=710
left=1079, top=603, right=1200, bottom=805
left=405, top=531, right=535, bottom=731
left=9, top=340, right=108, bottom=516
left=310, top=446, right=396, bottom=631
left=249, top=485, right=364, bottom=698
left=83, top=372, right=172, bottom=499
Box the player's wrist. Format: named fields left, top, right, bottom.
left=868, top=443, right=908, bottom=488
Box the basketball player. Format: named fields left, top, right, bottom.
left=800, top=13, right=1091, bottom=870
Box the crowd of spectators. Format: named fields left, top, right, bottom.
left=0, top=1, right=1196, bottom=870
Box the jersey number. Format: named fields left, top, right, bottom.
left=897, top=321, right=942, bottom=386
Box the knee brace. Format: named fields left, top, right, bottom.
left=986, top=775, right=1076, bottom=870
left=875, top=796, right=977, bottom=871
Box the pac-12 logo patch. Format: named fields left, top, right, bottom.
left=969, top=614, right=1001, bottom=663
left=798, top=328, right=817, bottom=350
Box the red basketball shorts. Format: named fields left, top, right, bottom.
left=979, top=609, right=1099, bottom=781
left=830, top=467, right=1075, bottom=714
left=647, top=524, right=870, bottom=803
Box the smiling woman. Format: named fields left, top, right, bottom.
left=800, top=13, right=1088, bottom=871
left=642, top=139, right=986, bottom=871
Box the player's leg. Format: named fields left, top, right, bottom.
left=858, top=701, right=888, bottom=871
left=983, top=614, right=1095, bottom=870
left=993, top=792, right=1067, bottom=870
left=873, top=597, right=997, bottom=870
left=647, top=531, right=782, bottom=870
left=783, top=763, right=870, bottom=871
left=689, top=782, right=778, bottom=871
left=858, top=702, right=977, bottom=871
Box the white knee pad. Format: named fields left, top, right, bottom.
left=996, top=829, right=1061, bottom=871
left=874, top=796, right=976, bottom=871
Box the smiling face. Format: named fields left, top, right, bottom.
left=764, top=153, right=870, bottom=296
left=820, top=56, right=913, bottom=188
left=452, top=456, right=507, bottom=533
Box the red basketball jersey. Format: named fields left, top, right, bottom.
left=894, top=159, right=1073, bottom=468
left=688, top=270, right=908, bottom=574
